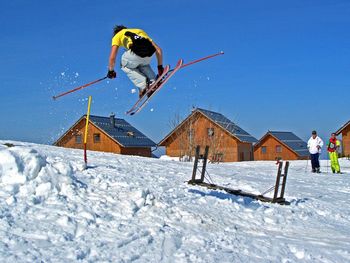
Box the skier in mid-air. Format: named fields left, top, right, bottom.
left=107, top=25, right=164, bottom=98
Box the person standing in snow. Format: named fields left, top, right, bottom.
left=107, top=25, right=164, bottom=98
left=327, top=133, right=341, bottom=174
left=307, top=130, right=324, bottom=173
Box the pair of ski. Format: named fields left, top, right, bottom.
left=126, top=59, right=183, bottom=115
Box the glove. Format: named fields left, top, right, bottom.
left=107, top=70, right=116, bottom=79
left=157, top=65, right=164, bottom=76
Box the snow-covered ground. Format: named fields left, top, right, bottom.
left=0, top=140, right=349, bottom=262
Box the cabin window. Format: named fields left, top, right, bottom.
left=93, top=133, right=101, bottom=143
left=207, top=128, right=214, bottom=137
left=261, top=146, right=267, bottom=154
left=75, top=135, right=82, bottom=144
left=276, top=145, right=282, bottom=153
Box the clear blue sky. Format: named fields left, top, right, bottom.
left=0, top=0, right=349, bottom=149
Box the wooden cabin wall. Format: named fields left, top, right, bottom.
left=254, top=135, right=299, bottom=161
left=56, top=120, right=122, bottom=154
left=341, top=126, right=350, bottom=156
left=164, top=113, right=254, bottom=162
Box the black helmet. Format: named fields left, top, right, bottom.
left=113, top=25, right=127, bottom=35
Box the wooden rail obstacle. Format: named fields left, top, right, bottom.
left=188, top=145, right=290, bottom=205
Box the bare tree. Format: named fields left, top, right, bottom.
left=167, top=111, right=197, bottom=161
left=167, top=109, right=232, bottom=163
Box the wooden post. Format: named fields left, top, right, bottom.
left=273, top=162, right=283, bottom=201
left=191, top=145, right=201, bottom=182
left=200, top=146, right=209, bottom=182
left=272, top=161, right=290, bottom=203
left=280, top=161, right=289, bottom=199
left=84, top=96, right=92, bottom=166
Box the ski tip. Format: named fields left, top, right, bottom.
left=52, top=96, right=57, bottom=100
left=220, top=51, right=224, bottom=54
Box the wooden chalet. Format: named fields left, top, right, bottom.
left=335, top=120, right=350, bottom=157
left=254, top=131, right=309, bottom=161
left=159, top=108, right=257, bottom=162
left=54, top=114, right=156, bottom=157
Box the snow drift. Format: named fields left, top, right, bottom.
left=0, top=141, right=349, bottom=262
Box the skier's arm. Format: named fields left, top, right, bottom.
left=152, top=42, right=163, bottom=66
left=336, top=140, right=341, bottom=149
left=108, top=45, right=119, bottom=71
left=319, top=138, right=324, bottom=148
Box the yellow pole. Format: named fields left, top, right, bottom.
left=84, top=96, right=92, bottom=165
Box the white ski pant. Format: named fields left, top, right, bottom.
left=121, top=50, right=156, bottom=91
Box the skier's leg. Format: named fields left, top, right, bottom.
left=121, top=66, right=148, bottom=90
left=310, top=154, right=316, bottom=172
left=315, top=153, right=320, bottom=172
left=333, top=152, right=341, bottom=173
left=137, top=55, right=156, bottom=84
left=121, top=51, right=148, bottom=90
left=329, top=152, right=335, bottom=173
left=138, top=64, right=156, bottom=84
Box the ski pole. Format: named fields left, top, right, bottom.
left=305, top=156, right=309, bottom=173
left=168, top=51, right=224, bottom=72
left=52, top=76, right=107, bottom=100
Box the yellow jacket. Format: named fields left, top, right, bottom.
left=111, top=29, right=152, bottom=49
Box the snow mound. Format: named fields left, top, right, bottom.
left=0, top=146, right=85, bottom=204
left=0, top=141, right=350, bottom=262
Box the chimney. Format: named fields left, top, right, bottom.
left=110, top=113, right=115, bottom=127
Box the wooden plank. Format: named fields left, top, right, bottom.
left=200, top=145, right=209, bottom=182
left=191, top=145, right=201, bottom=182
left=280, top=161, right=289, bottom=199
left=188, top=181, right=289, bottom=205
left=273, top=162, right=283, bottom=201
